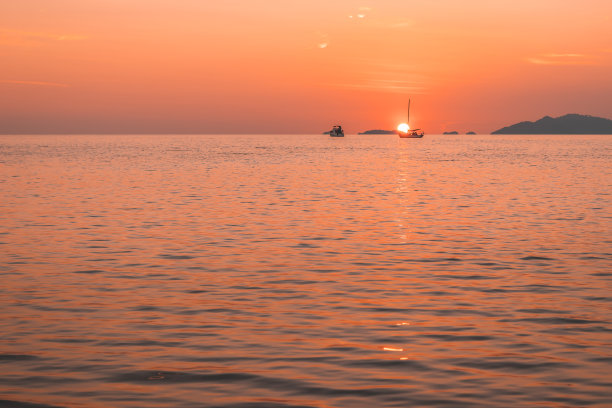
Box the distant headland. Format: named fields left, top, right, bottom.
left=492, top=114, right=612, bottom=134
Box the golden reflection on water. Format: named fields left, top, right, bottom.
left=0, top=134, right=610, bottom=408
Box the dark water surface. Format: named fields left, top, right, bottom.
left=1, top=134, right=611, bottom=407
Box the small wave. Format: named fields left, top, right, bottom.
left=0, top=399, right=66, bottom=408
left=451, top=358, right=569, bottom=373
left=520, top=255, right=555, bottom=261
left=405, top=257, right=463, bottom=263
left=97, top=340, right=182, bottom=347
left=0, top=354, right=40, bottom=361
left=345, top=358, right=431, bottom=371
left=422, top=334, right=494, bottom=342
left=158, top=254, right=196, bottom=259
left=512, top=317, right=604, bottom=325
left=439, top=274, right=497, bottom=280
left=292, top=242, right=320, bottom=248
left=131, top=305, right=162, bottom=311
left=210, top=403, right=316, bottom=408
left=516, top=308, right=569, bottom=314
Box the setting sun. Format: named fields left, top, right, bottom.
left=397, top=123, right=409, bottom=133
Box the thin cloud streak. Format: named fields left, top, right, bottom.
left=0, top=80, right=69, bottom=87
left=545, top=53, right=585, bottom=58
left=349, top=6, right=371, bottom=19
left=335, top=61, right=430, bottom=94
left=332, top=81, right=427, bottom=94
left=527, top=53, right=595, bottom=65
left=389, top=21, right=413, bottom=28
left=0, top=29, right=87, bottom=46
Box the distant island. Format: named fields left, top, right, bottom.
left=443, top=131, right=476, bottom=135
left=492, top=114, right=612, bottom=134
left=358, top=129, right=396, bottom=135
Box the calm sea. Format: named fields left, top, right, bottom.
left=1, top=134, right=611, bottom=408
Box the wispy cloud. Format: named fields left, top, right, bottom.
left=545, top=53, right=584, bottom=58
left=0, top=80, right=69, bottom=87
left=389, top=21, right=413, bottom=28
left=0, top=29, right=87, bottom=46
left=332, top=74, right=427, bottom=94
left=333, top=62, right=429, bottom=94
left=315, top=32, right=329, bottom=49
left=349, top=6, right=371, bottom=19
left=527, top=53, right=594, bottom=65
left=335, top=80, right=426, bottom=94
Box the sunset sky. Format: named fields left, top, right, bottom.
left=1, top=0, right=611, bottom=134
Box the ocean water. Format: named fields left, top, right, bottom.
left=0, top=134, right=610, bottom=408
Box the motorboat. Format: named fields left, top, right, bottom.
left=330, top=125, right=344, bottom=137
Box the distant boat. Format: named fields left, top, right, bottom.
left=330, top=125, right=344, bottom=137
left=398, top=99, right=424, bottom=138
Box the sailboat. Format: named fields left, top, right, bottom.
left=398, top=99, right=424, bottom=138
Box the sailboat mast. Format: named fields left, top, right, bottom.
left=407, top=98, right=411, bottom=126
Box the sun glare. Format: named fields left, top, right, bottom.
left=397, top=123, right=409, bottom=133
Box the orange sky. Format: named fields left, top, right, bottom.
left=1, top=0, right=611, bottom=134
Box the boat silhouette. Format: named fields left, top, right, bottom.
left=330, top=125, right=344, bottom=137
left=398, top=99, right=424, bottom=138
